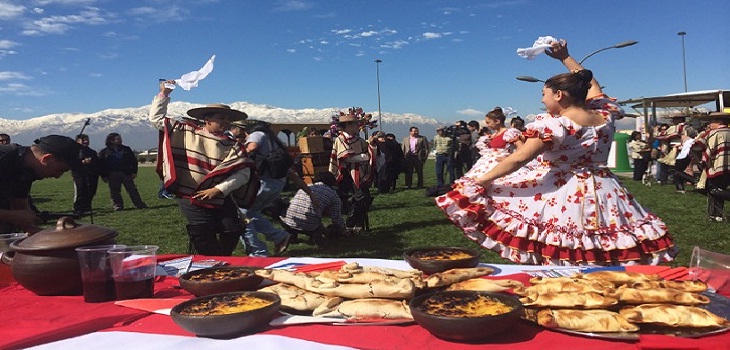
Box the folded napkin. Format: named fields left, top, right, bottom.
left=516, top=36, right=557, bottom=60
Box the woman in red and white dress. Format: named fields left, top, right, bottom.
left=464, top=107, right=523, bottom=180
left=436, top=40, right=677, bottom=266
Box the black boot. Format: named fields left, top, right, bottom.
left=186, top=224, right=224, bottom=256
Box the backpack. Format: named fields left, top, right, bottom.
left=255, top=136, right=293, bottom=179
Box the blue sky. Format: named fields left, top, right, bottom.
left=0, top=0, right=728, bottom=124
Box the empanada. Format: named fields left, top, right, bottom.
left=446, top=278, right=524, bottom=292
left=613, top=288, right=710, bottom=305
left=619, top=304, right=729, bottom=328
left=520, top=291, right=619, bottom=309
left=537, top=309, right=638, bottom=332
left=424, top=267, right=494, bottom=288
left=312, top=297, right=413, bottom=320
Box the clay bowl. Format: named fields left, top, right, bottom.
left=409, top=290, right=524, bottom=342
left=170, top=291, right=281, bottom=339
left=403, top=246, right=480, bottom=274
left=179, top=266, right=263, bottom=297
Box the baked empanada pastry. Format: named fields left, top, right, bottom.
left=520, top=291, right=619, bottom=309
left=579, top=271, right=661, bottom=286
left=613, top=288, right=710, bottom=305
left=258, top=283, right=330, bottom=312
left=622, top=279, right=707, bottom=293
left=445, top=278, right=524, bottom=292
left=537, top=309, right=638, bottom=332
left=514, top=280, right=613, bottom=296
left=424, top=267, right=494, bottom=288
left=312, top=297, right=413, bottom=320
left=619, top=304, right=729, bottom=328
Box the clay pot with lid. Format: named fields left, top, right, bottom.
left=9, top=216, right=118, bottom=296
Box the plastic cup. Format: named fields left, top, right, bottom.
left=0, top=233, right=28, bottom=286
left=76, top=244, right=126, bottom=303
left=688, top=246, right=730, bottom=295
left=108, top=245, right=159, bottom=300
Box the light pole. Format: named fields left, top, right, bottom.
left=578, top=40, right=638, bottom=64
left=516, top=76, right=544, bottom=83
left=517, top=40, right=638, bottom=84
left=375, top=59, right=383, bottom=132
left=678, top=31, right=687, bottom=92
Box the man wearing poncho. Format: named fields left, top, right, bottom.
left=149, top=80, right=255, bottom=256
left=329, top=114, right=376, bottom=231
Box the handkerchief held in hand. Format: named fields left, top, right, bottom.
left=516, top=36, right=557, bottom=60
left=175, top=55, right=216, bottom=91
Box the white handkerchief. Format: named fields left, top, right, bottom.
left=175, top=55, right=216, bottom=91
left=516, top=36, right=557, bottom=60
left=502, top=106, right=517, bottom=117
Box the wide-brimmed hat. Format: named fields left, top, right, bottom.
left=33, top=135, right=83, bottom=170
left=697, top=112, right=730, bottom=120
left=339, top=114, right=359, bottom=123
left=187, top=103, right=248, bottom=122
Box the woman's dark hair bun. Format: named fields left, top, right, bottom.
left=576, top=69, right=593, bottom=84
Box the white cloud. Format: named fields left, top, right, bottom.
left=0, top=2, right=25, bottom=19
left=422, top=32, right=442, bottom=40
left=22, top=7, right=112, bottom=36
left=457, top=108, right=485, bottom=116
left=286, top=48, right=296, bottom=53
left=33, top=7, right=44, bottom=14
left=0, top=40, right=18, bottom=49
left=0, top=71, right=31, bottom=80
left=273, top=0, right=313, bottom=12
left=34, top=0, right=97, bottom=5
left=360, top=30, right=378, bottom=37
left=128, top=5, right=187, bottom=23
left=380, top=40, right=408, bottom=49
left=332, top=29, right=351, bottom=35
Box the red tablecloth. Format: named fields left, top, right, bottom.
left=2, top=256, right=729, bottom=350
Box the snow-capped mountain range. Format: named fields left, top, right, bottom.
left=1, top=101, right=441, bottom=151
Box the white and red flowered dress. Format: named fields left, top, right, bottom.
left=465, top=128, right=523, bottom=180
left=436, top=98, right=677, bottom=266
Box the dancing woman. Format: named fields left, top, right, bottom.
left=436, top=40, right=676, bottom=266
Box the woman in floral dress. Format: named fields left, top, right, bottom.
left=464, top=107, right=524, bottom=180
left=436, top=40, right=677, bottom=266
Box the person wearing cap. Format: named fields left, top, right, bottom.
left=98, top=133, right=148, bottom=211
left=71, top=134, right=101, bottom=215
left=433, top=126, right=453, bottom=187
left=240, top=120, right=315, bottom=256
left=149, top=80, right=256, bottom=256
left=330, top=113, right=376, bottom=231
left=227, top=119, right=247, bottom=143
left=694, top=112, right=730, bottom=221
left=0, top=135, right=81, bottom=234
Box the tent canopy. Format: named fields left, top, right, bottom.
left=618, top=90, right=729, bottom=110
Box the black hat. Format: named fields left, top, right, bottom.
left=34, top=135, right=83, bottom=170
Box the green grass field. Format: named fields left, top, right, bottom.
left=29, top=162, right=729, bottom=267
